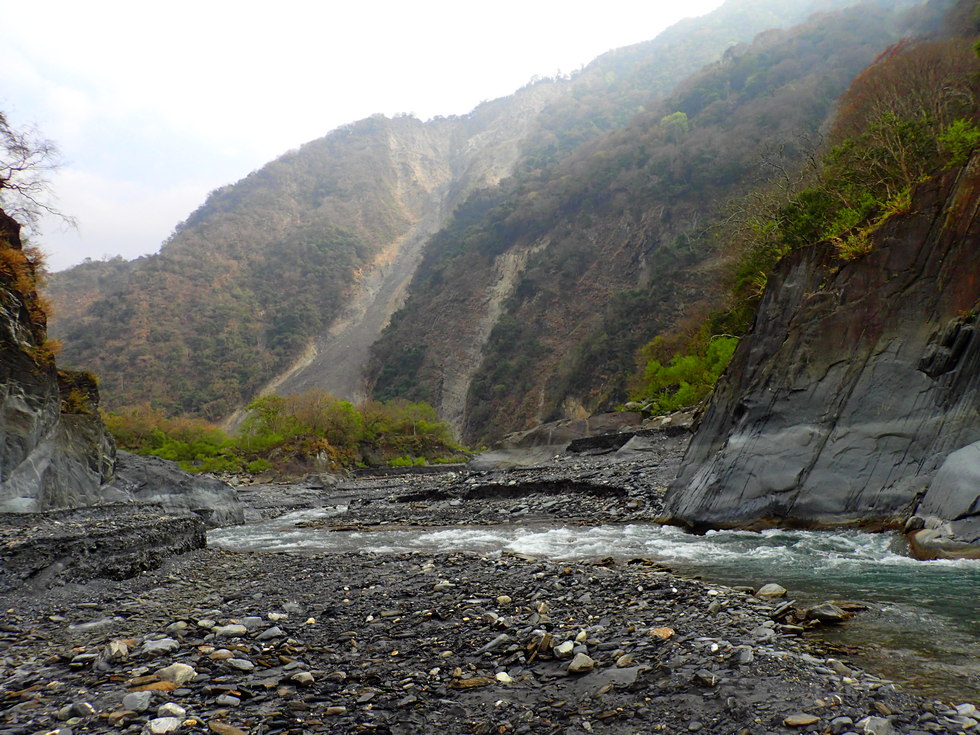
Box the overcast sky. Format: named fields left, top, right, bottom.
left=1, top=1, right=725, bottom=272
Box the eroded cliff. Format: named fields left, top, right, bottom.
left=665, top=154, right=980, bottom=551
left=0, top=209, right=116, bottom=512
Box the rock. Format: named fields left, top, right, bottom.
left=123, top=691, right=154, bottom=713
left=157, top=703, right=186, bottom=718
left=567, top=653, right=596, bottom=674
left=496, top=595, right=512, bottom=605
left=290, top=671, right=315, bottom=685
left=857, top=716, right=894, bottom=735
left=495, top=672, right=514, bottom=683
left=830, top=716, right=854, bottom=734
left=649, top=627, right=675, bottom=640
left=784, top=713, right=820, bottom=727
left=554, top=641, right=575, bottom=659
left=145, top=717, right=183, bottom=734
left=665, top=162, right=980, bottom=544
left=256, top=626, right=283, bottom=640
left=213, top=624, right=248, bottom=637
left=215, top=694, right=240, bottom=707
left=807, top=603, right=850, bottom=623
left=106, top=451, right=244, bottom=526
left=225, top=658, right=255, bottom=671
left=616, top=654, right=635, bottom=667
left=756, top=583, right=787, bottom=598
left=325, top=706, right=348, bottom=716
left=154, top=663, right=197, bottom=686
left=140, top=638, right=180, bottom=657
left=208, top=723, right=247, bottom=735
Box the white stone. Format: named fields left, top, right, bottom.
left=154, top=663, right=196, bottom=686
left=145, top=716, right=183, bottom=734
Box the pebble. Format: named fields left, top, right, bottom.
left=155, top=663, right=197, bottom=685
left=224, top=658, right=255, bottom=671
left=123, top=691, right=154, bottom=712
left=157, top=703, right=186, bottom=718
left=567, top=652, right=596, bottom=673
left=140, top=638, right=180, bottom=656
left=212, top=624, right=248, bottom=637
left=756, top=583, right=788, bottom=598
left=784, top=713, right=821, bottom=727
left=145, top=717, right=183, bottom=734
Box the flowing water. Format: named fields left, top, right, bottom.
left=210, top=513, right=980, bottom=700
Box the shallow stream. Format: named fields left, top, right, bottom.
left=210, top=513, right=979, bottom=700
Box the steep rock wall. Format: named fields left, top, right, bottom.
left=0, top=210, right=116, bottom=512
left=666, top=154, right=980, bottom=540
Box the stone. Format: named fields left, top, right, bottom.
left=616, top=654, right=635, bottom=667
left=123, top=691, right=154, bottom=713
left=106, top=450, right=244, bottom=526
left=256, top=626, right=283, bottom=640
left=145, top=717, right=183, bottom=734
left=215, top=694, right=240, bottom=707
left=784, top=713, right=820, bottom=727
left=208, top=723, right=247, bottom=735
left=140, top=638, right=180, bottom=657
left=554, top=641, right=575, bottom=659
left=496, top=595, right=512, bottom=605
left=155, top=663, right=197, bottom=686
left=857, top=716, right=894, bottom=735
left=290, top=671, right=315, bottom=685
left=225, top=658, right=255, bottom=671
left=325, top=706, right=348, bottom=716
left=830, top=716, right=854, bottom=735
left=213, top=624, right=248, bottom=637
left=567, top=653, right=596, bottom=674
left=649, top=627, right=675, bottom=640
left=807, top=603, right=849, bottom=623
left=495, top=672, right=514, bottom=683
left=756, top=583, right=787, bottom=598
left=157, top=703, right=186, bottom=718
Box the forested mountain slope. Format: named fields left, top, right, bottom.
left=368, top=0, right=940, bottom=443
left=45, top=0, right=862, bottom=426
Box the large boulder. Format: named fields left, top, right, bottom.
left=105, top=451, right=244, bottom=526
left=665, top=155, right=980, bottom=556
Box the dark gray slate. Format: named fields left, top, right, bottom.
left=106, top=451, right=244, bottom=526
left=666, top=154, right=980, bottom=545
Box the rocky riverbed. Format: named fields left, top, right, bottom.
left=1, top=433, right=977, bottom=735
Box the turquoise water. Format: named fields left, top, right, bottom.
left=210, top=517, right=980, bottom=700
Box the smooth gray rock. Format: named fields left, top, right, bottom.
left=105, top=451, right=243, bottom=526
left=666, top=160, right=980, bottom=551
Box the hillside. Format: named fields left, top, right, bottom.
left=46, top=0, right=857, bottom=428
left=368, top=0, right=939, bottom=443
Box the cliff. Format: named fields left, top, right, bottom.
left=665, top=153, right=980, bottom=555
left=0, top=209, right=116, bottom=512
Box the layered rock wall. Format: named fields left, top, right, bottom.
left=666, top=154, right=980, bottom=545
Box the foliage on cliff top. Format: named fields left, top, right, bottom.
left=105, top=394, right=467, bottom=476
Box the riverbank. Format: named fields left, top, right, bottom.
left=4, top=545, right=976, bottom=735
left=1, top=433, right=977, bottom=734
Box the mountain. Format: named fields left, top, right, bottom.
left=46, top=0, right=944, bottom=443
left=367, top=1, right=939, bottom=443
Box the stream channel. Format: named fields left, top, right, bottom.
left=210, top=511, right=980, bottom=701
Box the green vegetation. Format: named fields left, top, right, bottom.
left=631, top=34, right=980, bottom=415
left=632, top=335, right=739, bottom=414
left=105, top=394, right=467, bottom=476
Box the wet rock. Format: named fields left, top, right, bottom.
left=857, top=716, right=894, bottom=734
left=567, top=653, right=596, bottom=673
left=784, top=713, right=820, bottom=727
left=145, top=717, right=183, bottom=734
left=807, top=603, right=850, bottom=623
left=155, top=663, right=196, bottom=686
left=756, top=583, right=787, bottom=598
left=123, top=691, right=154, bottom=713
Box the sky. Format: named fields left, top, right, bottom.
left=1, top=1, right=726, bottom=272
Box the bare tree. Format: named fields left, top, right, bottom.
left=0, top=111, right=71, bottom=230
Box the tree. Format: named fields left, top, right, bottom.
left=0, top=111, right=67, bottom=231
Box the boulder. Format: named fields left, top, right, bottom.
left=105, top=451, right=243, bottom=526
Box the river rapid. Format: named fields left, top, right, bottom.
left=211, top=511, right=980, bottom=700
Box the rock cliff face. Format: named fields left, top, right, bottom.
left=666, top=154, right=980, bottom=549
left=0, top=210, right=116, bottom=513
left=0, top=208, right=242, bottom=526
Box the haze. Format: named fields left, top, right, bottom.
left=1, top=1, right=725, bottom=271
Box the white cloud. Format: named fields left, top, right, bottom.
left=3, top=0, right=727, bottom=271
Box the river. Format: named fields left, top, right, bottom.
left=210, top=512, right=980, bottom=700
